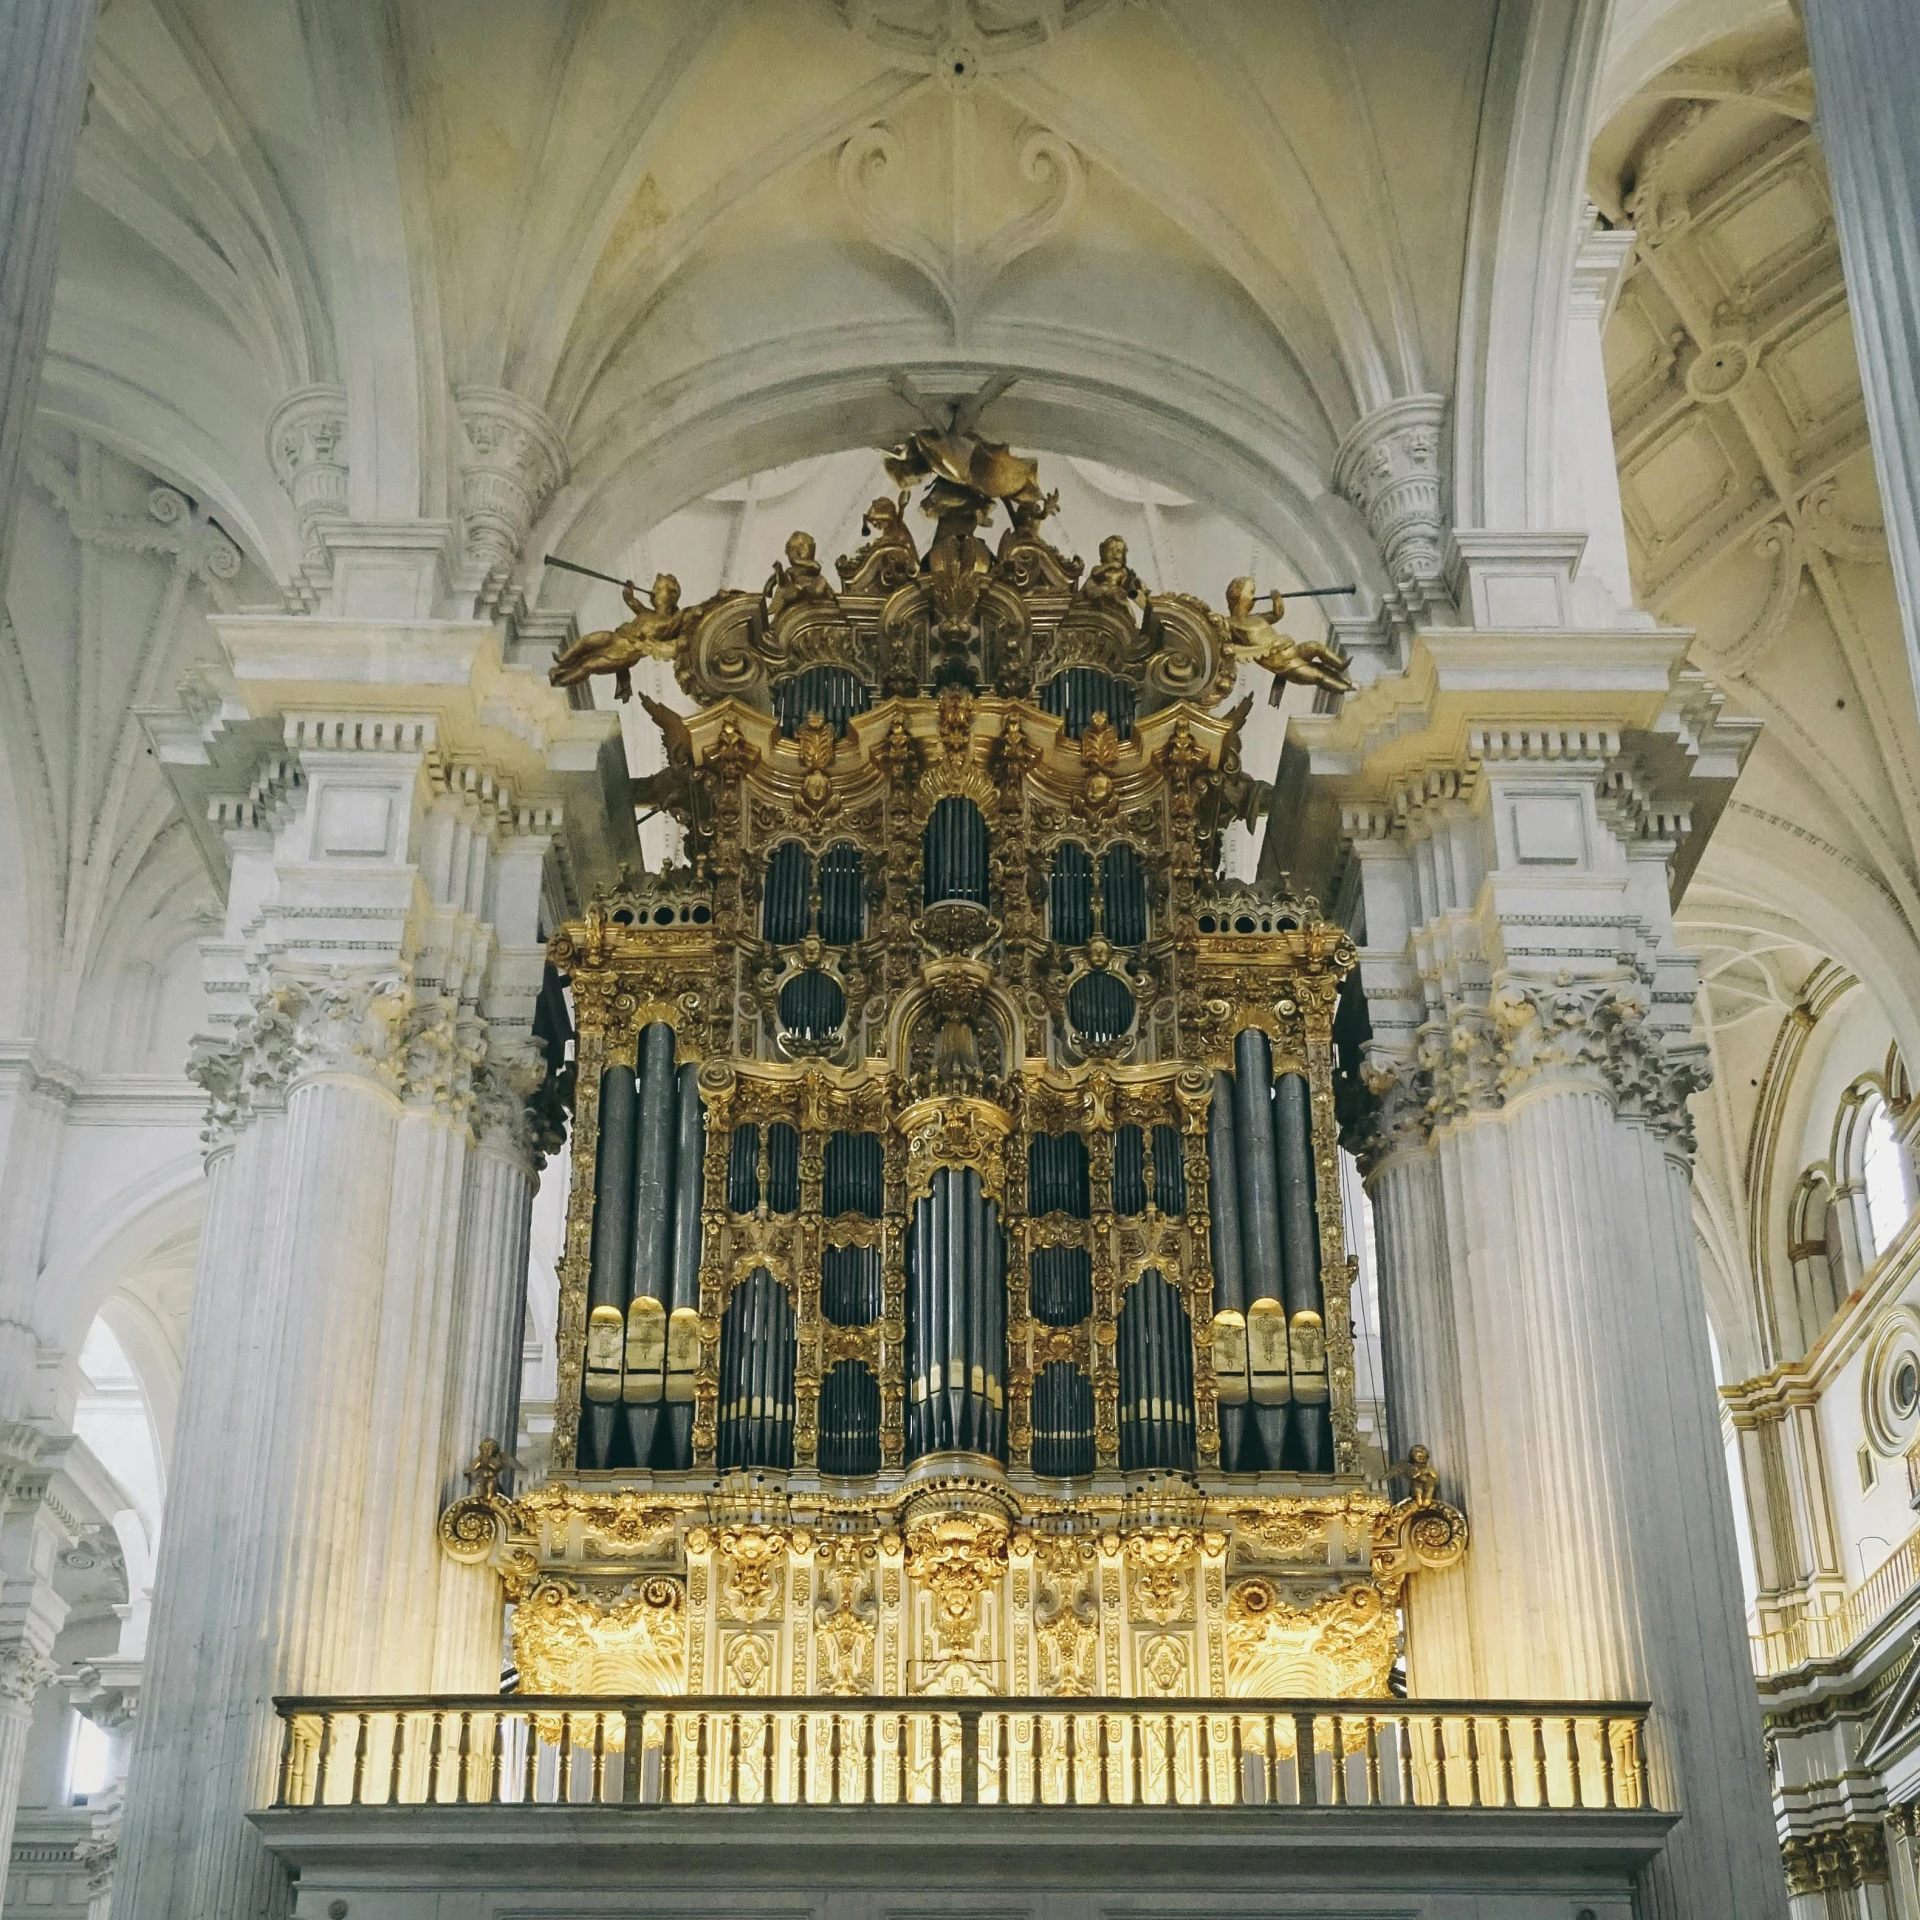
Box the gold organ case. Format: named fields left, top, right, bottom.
left=442, top=439, right=1464, bottom=1705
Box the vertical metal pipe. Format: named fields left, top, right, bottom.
left=968, top=1178, right=989, bottom=1453
left=626, top=1024, right=677, bottom=1465
left=586, top=1064, right=638, bottom=1466
left=944, top=1171, right=967, bottom=1450
left=1273, top=1071, right=1326, bottom=1472
left=1209, top=1071, right=1247, bottom=1470
left=1234, top=1031, right=1287, bottom=1468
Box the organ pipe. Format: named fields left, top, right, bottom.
left=907, top=1167, right=1006, bottom=1461
left=1274, top=1069, right=1330, bottom=1470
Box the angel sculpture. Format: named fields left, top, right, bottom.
left=1081, top=534, right=1146, bottom=618
left=836, top=494, right=920, bottom=590
left=549, top=573, right=712, bottom=702
left=763, top=530, right=837, bottom=625
left=1222, top=576, right=1355, bottom=704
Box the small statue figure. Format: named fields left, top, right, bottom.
left=995, top=489, right=1081, bottom=589
left=549, top=572, right=708, bottom=701
left=764, top=530, right=836, bottom=625
left=1223, top=576, right=1355, bottom=704
left=836, top=494, right=920, bottom=590
left=1081, top=534, right=1146, bottom=618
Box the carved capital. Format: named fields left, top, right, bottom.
left=1333, top=395, right=1447, bottom=591
left=1420, top=974, right=1708, bottom=1151
left=454, top=386, right=568, bottom=607
left=0, top=1642, right=55, bottom=1710
left=266, top=385, right=349, bottom=567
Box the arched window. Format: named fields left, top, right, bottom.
left=1863, top=1095, right=1912, bottom=1256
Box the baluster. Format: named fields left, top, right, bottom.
left=274, top=1713, right=296, bottom=1808
left=1530, top=1715, right=1549, bottom=1807
left=1497, top=1715, right=1515, bottom=1808
left=348, top=1712, right=368, bottom=1806
left=1430, top=1717, right=1448, bottom=1808
left=762, top=1711, right=774, bottom=1804
left=593, top=1712, right=608, bottom=1803
left=1099, top=1715, right=1112, bottom=1806
left=1364, top=1716, right=1382, bottom=1806
left=1630, top=1713, right=1649, bottom=1807
left=797, top=1710, right=810, bottom=1805
left=662, top=1712, right=678, bottom=1805
left=557, top=1713, right=574, bottom=1804
left=962, top=1708, right=980, bottom=1806
left=427, top=1710, right=445, bottom=1804
left=1600, top=1717, right=1617, bottom=1809
left=696, top=1713, right=710, bottom=1805
left=492, top=1711, right=507, bottom=1804
left=1464, top=1717, right=1481, bottom=1807
left=1293, top=1713, right=1317, bottom=1807
left=623, top=1710, right=643, bottom=1805
left=316, top=1712, right=337, bottom=1807
left=1330, top=1715, right=1346, bottom=1805
left=521, top=1711, right=539, bottom=1805
left=1564, top=1717, right=1583, bottom=1808
left=457, top=1710, right=473, bottom=1805
left=1263, top=1714, right=1279, bottom=1806
left=1397, top=1714, right=1415, bottom=1806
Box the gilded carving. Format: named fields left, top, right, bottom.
left=1225, top=1579, right=1395, bottom=1699
left=511, top=1577, right=687, bottom=1696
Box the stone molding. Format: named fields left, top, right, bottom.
left=453, top=386, right=568, bottom=613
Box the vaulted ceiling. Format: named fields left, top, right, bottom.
left=43, top=0, right=1599, bottom=600
left=1593, top=8, right=1920, bottom=1376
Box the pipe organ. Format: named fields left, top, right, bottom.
left=443, top=444, right=1464, bottom=1703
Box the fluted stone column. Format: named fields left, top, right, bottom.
left=1318, top=646, right=1785, bottom=1919
left=0, top=0, right=94, bottom=590
left=117, top=620, right=620, bottom=1919
left=1804, top=0, right=1920, bottom=711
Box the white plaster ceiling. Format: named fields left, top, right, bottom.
left=1594, top=14, right=1920, bottom=1377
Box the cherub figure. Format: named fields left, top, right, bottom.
left=1081, top=535, right=1146, bottom=617
left=1222, top=576, right=1355, bottom=704
left=836, top=494, right=920, bottom=590
left=764, top=530, right=836, bottom=625
left=995, top=488, right=1082, bottom=588
left=549, top=573, right=704, bottom=701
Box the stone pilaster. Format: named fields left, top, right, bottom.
left=0, top=0, right=95, bottom=590
left=1803, top=0, right=1920, bottom=715
left=1298, top=632, right=1785, bottom=1919
left=116, top=621, right=624, bottom=1920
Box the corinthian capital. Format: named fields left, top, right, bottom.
left=454, top=386, right=568, bottom=612
left=1488, top=974, right=1708, bottom=1150
left=0, top=1641, right=55, bottom=1710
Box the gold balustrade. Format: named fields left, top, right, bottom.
left=271, top=1693, right=1651, bottom=1814
left=1751, top=1522, right=1920, bottom=1676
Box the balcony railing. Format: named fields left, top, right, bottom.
left=271, top=1694, right=1652, bottom=1814
left=1752, top=1523, right=1920, bottom=1676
